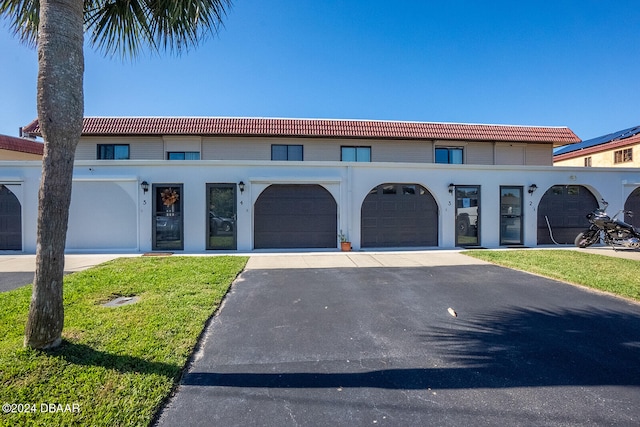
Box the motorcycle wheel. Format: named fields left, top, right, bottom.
left=574, top=230, right=599, bottom=248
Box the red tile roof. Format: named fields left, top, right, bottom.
left=0, top=134, right=44, bottom=155
left=22, top=117, right=581, bottom=145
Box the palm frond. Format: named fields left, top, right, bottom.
left=0, top=0, right=40, bottom=47
left=86, top=0, right=231, bottom=57
left=2, top=0, right=231, bottom=57
left=85, top=0, right=155, bottom=57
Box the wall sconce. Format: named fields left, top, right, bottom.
left=528, top=184, right=538, bottom=194
left=140, top=181, right=149, bottom=193
left=238, top=181, right=245, bottom=194
left=448, top=183, right=455, bottom=194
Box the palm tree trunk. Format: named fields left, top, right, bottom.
left=24, top=0, right=84, bottom=349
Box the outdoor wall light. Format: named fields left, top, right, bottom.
left=141, top=181, right=149, bottom=193
left=528, top=184, right=538, bottom=194
left=448, top=183, right=455, bottom=194
left=238, top=181, right=245, bottom=193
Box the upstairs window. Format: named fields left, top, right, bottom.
left=341, top=146, right=371, bottom=162
left=584, top=157, right=592, bottom=167
left=614, top=148, right=632, bottom=164
left=97, top=144, right=129, bottom=160
left=167, top=152, right=200, bottom=160
left=435, top=147, right=463, bottom=164
left=271, top=144, right=303, bottom=161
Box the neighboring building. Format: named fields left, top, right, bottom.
left=0, top=134, right=43, bottom=160
left=3, top=116, right=640, bottom=253
left=553, top=125, right=640, bottom=168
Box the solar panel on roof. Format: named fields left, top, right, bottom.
left=554, top=125, right=640, bottom=156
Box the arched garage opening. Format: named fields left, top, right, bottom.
left=0, top=185, right=21, bottom=250
left=361, top=183, right=438, bottom=248
left=537, top=185, right=598, bottom=244
left=254, top=184, right=337, bottom=249
left=624, top=187, right=640, bottom=228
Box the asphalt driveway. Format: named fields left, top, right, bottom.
left=0, top=272, right=34, bottom=293
left=156, top=255, right=640, bottom=426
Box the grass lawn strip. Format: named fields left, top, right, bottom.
left=464, top=249, right=640, bottom=302
left=0, top=256, right=247, bottom=427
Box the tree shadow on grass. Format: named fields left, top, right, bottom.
left=182, top=307, right=640, bottom=390
left=49, top=340, right=179, bottom=378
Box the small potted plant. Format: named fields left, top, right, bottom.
left=339, top=230, right=351, bottom=252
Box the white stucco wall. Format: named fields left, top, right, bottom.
left=3, top=160, right=640, bottom=253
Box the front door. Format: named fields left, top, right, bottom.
left=500, top=186, right=523, bottom=245
left=207, top=184, right=237, bottom=250
left=153, top=184, right=183, bottom=250
left=455, top=185, right=480, bottom=247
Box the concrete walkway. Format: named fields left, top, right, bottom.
left=569, top=245, right=640, bottom=261
left=245, top=250, right=490, bottom=269
left=0, top=246, right=637, bottom=274
left=0, top=254, right=132, bottom=273
left=0, top=254, right=136, bottom=293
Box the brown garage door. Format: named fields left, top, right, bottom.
left=361, top=183, right=438, bottom=248
left=537, top=185, right=598, bottom=244
left=254, top=184, right=337, bottom=249
left=0, top=185, right=21, bottom=250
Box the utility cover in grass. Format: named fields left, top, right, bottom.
left=102, top=296, right=140, bottom=307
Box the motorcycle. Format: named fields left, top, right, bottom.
left=575, top=200, right=640, bottom=249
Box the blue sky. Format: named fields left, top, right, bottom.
left=1, top=0, right=638, bottom=140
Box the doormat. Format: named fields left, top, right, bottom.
left=507, top=245, right=530, bottom=249
left=142, top=252, right=173, bottom=256
left=462, top=246, right=487, bottom=250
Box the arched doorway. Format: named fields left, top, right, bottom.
left=0, top=185, right=21, bottom=250
left=537, top=185, right=598, bottom=244
left=361, top=183, right=438, bottom=248
left=254, top=184, right=337, bottom=249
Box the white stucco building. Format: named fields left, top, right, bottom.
left=2, top=117, right=640, bottom=253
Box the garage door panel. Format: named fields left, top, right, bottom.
left=361, top=183, right=438, bottom=248
left=362, top=218, right=377, bottom=228
left=382, top=201, right=397, bottom=211
left=624, top=187, right=640, bottom=227
left=538, top=185, right=597, bottom=244
left=255, top=184, right=337, bottom=249
left=0, top=185, right=22, bottom=250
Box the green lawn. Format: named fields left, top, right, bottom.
left=0, top=256, right=247, bottom=427
left=464, top=249, right=640, bottom=302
